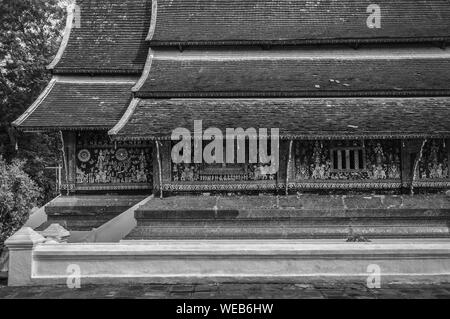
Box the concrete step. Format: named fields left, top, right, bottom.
left=127, top=194, right=450, bottom=240
left=128, top=224, right=450, bottom=239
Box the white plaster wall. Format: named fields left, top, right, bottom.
left=26, top=240, right=450, bottom=285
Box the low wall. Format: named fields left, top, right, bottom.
left=6, top=229, right=450, bottom=286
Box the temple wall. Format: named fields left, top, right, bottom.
left=156, top=139, right=449, bottom=192
left=60, top=133, right=449, bottom=194
left=155, top=140, right=289, bottom=192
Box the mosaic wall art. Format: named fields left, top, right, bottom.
left=291, top=140, right=401, bottom=181
left=75, top=132, right=153, bottom=185
left=170, top=141, right=277, bottom=182
left=417, top=139, right=449, bottom=180
left=171, top=163, right=277, bottom=182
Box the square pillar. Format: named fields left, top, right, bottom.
left=401, top=139, right=422, bottom=188
left=62, top=131, right=76, bottom=192
left=152, top=141, right=171, bottom=192
left=447, top=138, right=450, bottom=179
left=5, top=227, right=45, bottom=286
left=278, top=140, right=290, bottom=181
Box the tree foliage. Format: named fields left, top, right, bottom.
left=0, top=156, right=42, bottom=248
left=0, top=0, right=65, bottom=204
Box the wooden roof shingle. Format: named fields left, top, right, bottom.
left=13, top=79, right=134, bottom=130
left=50, top=0, right=151, bottom=74
left=110, top=97, right=450, bottom=140
left=148, top=0, right=450, bottom=46
left=134, top=47, right=450, bottom=98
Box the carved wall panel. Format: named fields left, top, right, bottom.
left=417, top=139, right=449, bottom=180
left=291, top=140, right=401, bottom=181
left=75, top=132, right=153, bottom=188
left=172, top=163, right=278, bottom=182
left=170, top=141, right=278, bottom=182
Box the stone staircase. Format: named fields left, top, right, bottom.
left=126, top=194, right=450, bottom=240
left=43, top=195, right=148, bottom=231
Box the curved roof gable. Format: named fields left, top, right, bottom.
left=49, top=0, right=151, bottom=74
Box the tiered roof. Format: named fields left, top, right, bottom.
left=13, top=78, right=135, bottom=130
left=110, top=97, right=450, bottom=140
left=134, top=47, right=450, bottom=98
left=50, top=0, right=151, bottom=74
left=15, top=0, right=149, bottom=131
left=14, top=0, right=450, bottom=139
left=148, top=0, right=450, bottom=45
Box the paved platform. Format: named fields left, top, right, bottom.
left=1, top=279, right=450, bottom=298
left=138, top=194, right=450, bottom=212
left=128, top=194, right=450, bottom=239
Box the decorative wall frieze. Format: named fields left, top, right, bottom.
left=74, top=184, right=152, bottom=191
left=417, top=139, right=449, bottom=180
left=75, top=132, right=153, bottom=189
left=290, top=140, right=402, bottom=182
left=161, top=182, right=282, bottom=192
left=287, top=181, right=402, bottom=190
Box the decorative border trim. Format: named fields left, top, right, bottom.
left=71, top=183, right=152, bottom=191
left=159, top=180, right=407, bottom=191
left=60, top=183, right=76, bottom=191
left=132, top=50, right=154, bottom=92
left=111, top=133, right=450, bottom=141
left=47, top=3, right=75, bottom=70
left=54, top=75, right=137, bottom=84
left=149, top=37, right=449, bottom=47
left=63, top=180, right=449, bottom=192
left=108, top=98, right=141, bottom=136
left=146, top=0, right=158, bottom=41
left=161, top=182, right=283, bottom=192
left=135, top=90, right=450, bottom=99
left=288, top=181, right=402, bottom=190
left=52, top=68, right=143, bottom=75
left=17, top=126, right=112, bottom=132
left=412, top=180, right=450, bottom=188
left=12, top=78, right=57, bottom=127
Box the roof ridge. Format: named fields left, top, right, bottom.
left=109, top=98, right=141, bottom=136
left=47, top=2, right=75, bottom=70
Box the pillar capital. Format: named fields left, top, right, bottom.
left=5, top=227, right=45, bottom=250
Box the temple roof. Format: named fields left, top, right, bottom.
left=109, top=97, right=450, bottom=140
left=49, top=0, right=151, bottom=74
left=134, top=47, right=450, bottom=98
left=13, top=77, right=135, bottom=131
left=148, top=0, right=450, bottom=45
